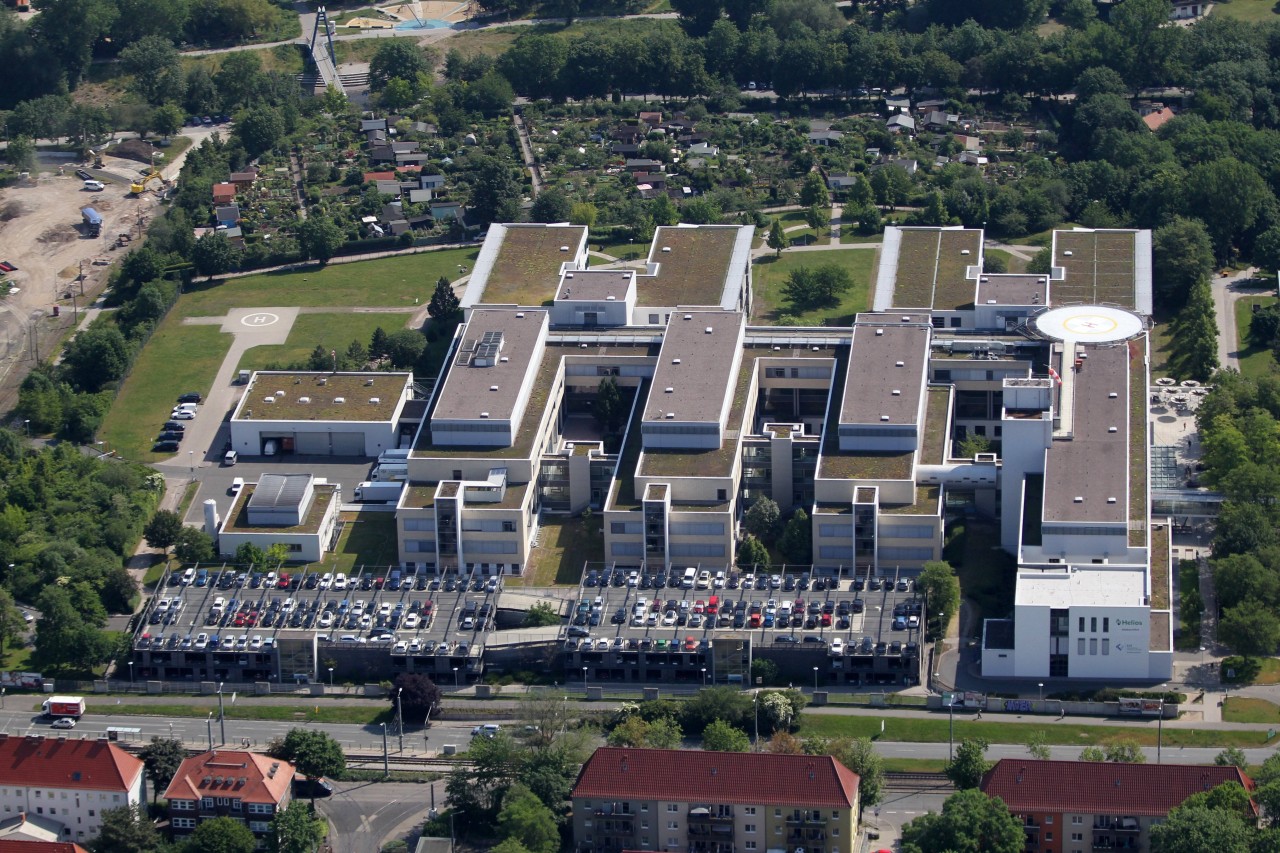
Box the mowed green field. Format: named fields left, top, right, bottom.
left=101, top=248, right=478, bottom=461
left=1212, top=0, right=1280, bottom=22
left=99, top=323, right=232, bottom=462
left=751, top=248, right=875, bottom=325
left=236, top=312, right=413, bottom=372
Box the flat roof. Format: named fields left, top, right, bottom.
left=819, top=347, right=914, bottom=481
left=234, top=372, right=409, bottom=422
left=1043, top=343, right=1131, bottom=524
left=840, top=323, right=930, bottom=426
left=222, top=483, right=338, bottom=534
left=1015, top=567, right=1146, bottom=608
left=248, top=473, right=311, bottom=510
left=638, top=225, right=751, bottom=308
left=975, top=274, right=1049, bottom=306
left=469, top=224, right=587, bottom=306
left=557, top=269, right=634, bottom=301
left=644, top=311, right=744, bottom=424
left=431, top=309, right=547, bottom=423
left=887, top=228, right=982, bottom=311
left=1052, top=229, right=1146, bottom=311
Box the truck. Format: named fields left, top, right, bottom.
left=42, top=696, right=86, bottom=719
left=80, top=207, right=102, bottom=237
left=378, top=449, right=411, bottom=465
left=370, top=463, right=407, bottom=482
left=352, top=481, right=404, bottom=503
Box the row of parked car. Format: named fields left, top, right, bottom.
left=153, top=393, right=202, bottom=452
left=585, top=566, right=870, bottom=593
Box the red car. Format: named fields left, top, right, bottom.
left=820, top=613, right=832, bottom=627
left=277, top=573, right=290, bottom=589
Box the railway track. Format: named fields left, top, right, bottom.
left=883, top=771, right=953, bottom=792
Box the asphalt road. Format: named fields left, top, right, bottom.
left=318, top=779, right=436, bottom=853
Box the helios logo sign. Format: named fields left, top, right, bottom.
left=1116, top=619, right=1144, bottom=630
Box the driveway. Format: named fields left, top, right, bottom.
left=1211, top=267, right=1272, bottom=370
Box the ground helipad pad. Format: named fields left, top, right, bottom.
left=1033, top=304, right=1143, bottom=343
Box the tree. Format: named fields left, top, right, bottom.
left=235, top=542, right=267, bottom=567
left=3, top=136, right=35, bottom=172
left=1219, top=602, right=1280, bottom=658
left=32, top=585, right=111, bottom=672
left=1255, top=227, right=1280, bottom=273
left=1154, top=217, right=1215, bottom=311
left=143, top=510, right=183, bottom=555
left=1104, top=739, right=1146, bottom=763
left=1185, top=158, right=1271, bottom=262
left=767, top=219, right=789, bottom=257
left=957, top=433, right=992, bottom=458
left=491, top=840, right=533, bottom=853
left=1026, top=731, right=1051, bottom=761
left=191, top=232, right=237, bottom=278
left=369, top=40, right=431, bottom=92
left=1079, top=746, right=1106, bottom=762
left=62, top=325, right=130, bottom=393
left=370, top=327, right=390, bottom=361
left=237, top=105, right=285, bottom=158
left=592, top=376, right=624, bottom=433
left=1027, top=247, right=1053, bottom=275
left=90, top=804, right=165, bottom=853
left=783, top=264, right=853, bottom=310
left=1176, top=277, right=1218, bottom=381
left=799, top=172, right=830, bottom=209
left=777, top=509, right=811, bottom=563
left=643, top=716, right=683, bottom=748
left=269, top=800, right=327, bottom=853
left=1216, top=747, right=1249, bottom=769
left=736, top=534, right=769, bottom=570
left=0, top=590, right=26, bottom=657
left=428, top=276, right=460, bottom=322
left=174, top=527, right=215, bottom=564
left=744, top=497, right=781, bottom=544
left=530, top=187, right=572, bottom=223
left=1148, top=803, right=1257, bottom=853
left=805, top=204, right=829, bottom=235
left=183, top=816, right=256, bottom=853
left=946, top=738, right=991, bottom=789
left=380, top=77, right=416, bottom=112
left=702, top=719, right=751, bottom=752
left=119, top=35, right=182, bottom=105
left=139, top=736, right=186, bottom=800
left=899, top=788, right=1025, bottom=853
left=392, top=672, right=442, bottom=724
left=982, top=252, right=1007, bottom=274
left=496, top=784, right=559, bottom=853
left=385, top=329, right=426, bottom=368
left=523, top=602, right=559, bottom=627
left=272, top=729, right=345, bottom=780
left=916, top=561, right=960, bottom=641
left=569, top=203, right=597, bottom=227
left=830, top=737, right=885, bottom=807
left=298, top=216, right=345, bottom=265
left=468, top=156, right=522, bottom=225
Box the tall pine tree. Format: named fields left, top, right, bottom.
left=428, top=276, right=460, bottom=321
left=1177, top=276, right=1218, bottom=381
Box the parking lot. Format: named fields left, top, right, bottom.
left=562, top=567, right=926, bottom=685
left=133, top=565, right=507, bottom=682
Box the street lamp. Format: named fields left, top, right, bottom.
left=128, top=661, right=134, bottom=686
left=582, top=665, right=588, bottom=692
left=452, top=666, right=459, bottom=688
left=328, top=667, right=334, bottom=688
left=22, top=420, right=28, bottom=438
left=206, top=712, right=214, bottom=750
left=396, top=687, right=404, bottom=753
left=1038, top=682, right=1044, bottom=704
left=813, top=666, right=819, bottom=692
left=701, top=667, right=707, bottom=687
left=936, top=671, right=954, bottom=762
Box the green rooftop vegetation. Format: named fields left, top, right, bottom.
left=1150, top=523, right=1171, bottom=611
left=1129, top=338, right=1148, bottom=546
left=481, top=225, right=585, bottom=306
left=1054, top=230, right=1137, bottom=308
left=922, top=387, right=951, bottom=464
left=932, top=230, right=982, bottom=310
left=643, top=226, right=740, bottom=307
left=884, top=485, right=941, bottom=516
left=891, top=230, right=940, bottom=308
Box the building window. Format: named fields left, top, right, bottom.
left=1073, top=832, right=1084, bottom=841
left=667, top=804, right=678, bottom=813
left=502, top=521, right=515, bottom=532
left=1072, top=817, right=1083, bottom=825
left=1090, top=638, right=1098, bottom=655
left=832, top=811, right=839, bottom=819
left=745, top=843, right=757, bottom=850
left=1090, top=617, right=1097, bottom=633
left=641, top=804, right=648, bottom=813
left=667, top=821, right=678, bottom=829
left=1103, top=618, right=1109, bottom=632
left=641, top=821, right=649, bottom=829
left=649, top=315, right=659, bottom=324
left=1077, top=638, right=1085, bottom=655
left=744, top=807, right=756, bottom=816
left=745, top=824, right=756, bottom=833
left=774, top=809, right=781, bottom=818
left=1047, top=833, right=1053, bottom=841
left=1102, top=639, right=1110, bottom=655
left=1045, top=816, right=1053, bottom=824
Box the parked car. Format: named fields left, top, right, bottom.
left=152, top=440, right=180, bottom=452
left=177, top=393, right=202, bottom=404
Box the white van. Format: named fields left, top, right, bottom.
left=223, top=450, right=238, bottom=466
left=83, top=180, right=105, bottom=191
left=682, top=567, right=697, bottom=589
left=263, top=439, right=277, bottom=456
left=471, top=724, right=500, bottom=738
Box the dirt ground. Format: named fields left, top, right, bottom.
left=0, top=126, right=216, bottom=418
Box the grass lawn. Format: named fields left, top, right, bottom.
left=99, top=322, right=232, bottom=462
left=596, top=241, right=652, bottom=262
left=238, top=312, right=411, bottom=372
left=434, top=27, right=522, bottom=61
left=882, top=757, right=948, bottom=773
left=985, top=248, right=1027, bottom=274
left=311, top=513, right=401, bottom=574
left=1212, top=0, right=1280, bottom=22
left=841, top=231, right=883, bottom=244
left=1149, top=317, right=1179, bottom=379
left=525, top=516, right=605, bottom=586
left=0, top=644, right=32, bottom=674
left=1235, top=294, right=1277, bottom=379
left=141, top=559, right=168, bottom=588
left=943, top=519, right=1016, bottom=629
left=179, top=249, right=479, bottom=318
left=1223, top=697, right=1280, bottom=724
left=798, top=712, right=1271, bottom=748
left=1224, top=657, right=1280, bottom=685
left=751, top=248, right=874, bottom=325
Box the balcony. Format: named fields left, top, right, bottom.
left=688, top=806, right=734, bottom=824
left=592, top=804, right=634, bottom=817
left=785, top=812, right=827, bottom=826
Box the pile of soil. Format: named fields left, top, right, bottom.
left=109, top=139, right=164, bottom=165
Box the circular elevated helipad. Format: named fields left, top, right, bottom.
left=1033, top=305, right=1143, bottom=343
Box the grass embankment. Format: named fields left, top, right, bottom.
left=1235, top=294, right=1277, bottom=379
left=1223, top=697, right=1280, bottom=724
left=525, top=517, right=606, bottom=586
left=799, top=713, right=1274, bottom=748
left=751, top=248, right=874, bottom=325
left=49, top=702, right=393, bottom=726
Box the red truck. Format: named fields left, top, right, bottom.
left=42, top=696, right=85, bottom=719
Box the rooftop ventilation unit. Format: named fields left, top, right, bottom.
left=607, top=295, right=616, bottom=301
left=1073, top=496, right=1084, bottom=503
left=895, top=360, right=905, bottom=367
left=673, top=358, right=681, bottom=364
left=891, top=389, right=901, bottom=396
left=1063, top=250, right=1073, bottom=256
left=961, top=249, right=970, bottom=255
left=559, top=245, right=569, bottom=252
left=370, top=397, right=381, bottom=404
left=500, top=356, right=509, bottom=363
left=1108, top=392, right=1118, bottom=398
left=565, top=272, right=574, bottom=279
left=1108, top=426, right=1118, bottom=433
left=879, top=415, right=890, bottom=422
left=986, top=299, right=997, bottom=304
left=705, top=326, right=713, bottom=334
left=665, top=387, right=674, bottom=393
left=875, top=329, right=885, bottom=336
left=980, top=277, right=989, bottom=282
left=1107, top=497, right=1117, bottom=504
left=515, top=312, right=525, bottom=318
left=666, top=412, right=675, bottom=419
left=490, top=385, right=499, bottom=392
left=334, top=397, right=345, bottom=403
left=480, top=412, right=489, bottom=418
left=580, top=343, right=588, bottom=348
left=812, top=346, right=820, bottom=351
left=662, top=246, right=672, bottom=253
left=263, top=396, right=275, bottom=403
left=275, top=391, right=285, bottom=399
left=901, top=316, right=911, bottom=322
left=298, top=396, right=310, bottom=404
left=365, top=379, right=375, bottom=386
left=684, top=314, right=693, bottom=320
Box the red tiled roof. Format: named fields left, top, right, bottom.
left=0, top=842, right=89, bottom=853
left=363, top=171, right=396, bottom=183
left=0, top=736, right=142, bottom=793
left=981, top=759, right=1255, bottom=817
left=163, top=750, right=294, bottom=805
left=1143, top=108, right=1175, bottom=131
left=212, top=182, right=236, bottom=201
left=573, top=748, right=859, bottom=809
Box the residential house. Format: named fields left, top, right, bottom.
left=885, top=96, right=910, bottom=113
left=164, top=750, right=295, bottom=848
left=430, top=201, right=463, bottom=222
left=625, top=159, right=664, bottom=173
left=571, top=747, right=860, bottom=853
left=957, top=151, right=988, bottom=167
left=638, top=111, right=662, bottom=126
left=215, top=204, right=240, bottom=229
left=369, top=145, right=396, bottom=165
left=413, top=121, right=437, bottom=136
left=955, top=135, right=981, bottom=152
left=915, top=98, right=947, bottom=114
left=365, top=128, right=388, bottom=147
left=363, top=171, right=396, bottom=184
left=687, top=142, right=719, bottom=158
left=887, top=114, right=916, bottom=134
left=980, top=759, right=1254, bottom=853
left=808, top=130, right=845, bottom=147
left=612, top=122, right=645, bottom=145
left=1142, top=107, right=1176, bottom=132
left=611, top=143, right=642, bottom=158
left=212, top=183, right=236, bottom=204
left=924, top=110, right=958, bottom=132
left=0, top=812, right=67, bottom=844
left=872, top=157, right=918, bottom=175
left=359, top=117, right=388, bottom=133
left=0, top=842, right=90, bottom=853
left=1170, top=0, right=1208, bottom=19
left=0, top=735, right=144, bottom=846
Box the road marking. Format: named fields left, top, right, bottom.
left=241, top=312, right=279, bottom=327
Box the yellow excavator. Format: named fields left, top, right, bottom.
left=129, top=167, right=167, bottom=196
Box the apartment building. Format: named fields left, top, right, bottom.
left=981, top=759, right=1255, bottom=853
left=571, top=747, right=860, bottom=853
left=163, top=750, right=294, bottom=847
left=0, top=735, right=144, bottom=845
